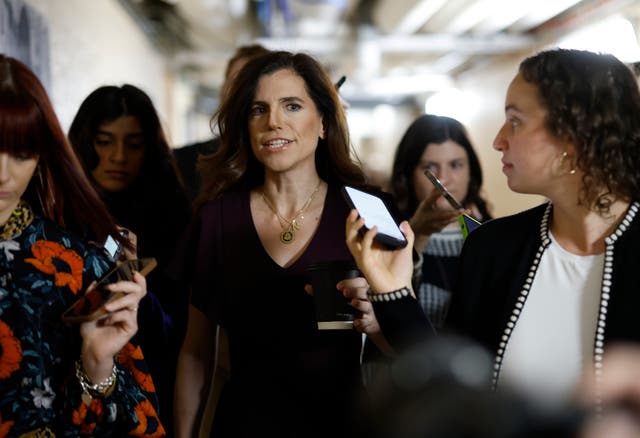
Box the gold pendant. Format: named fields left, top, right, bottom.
left=280, top=223, right=295, bottom=244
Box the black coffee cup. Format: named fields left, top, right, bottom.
left=307, top=260, right=360, bottom=330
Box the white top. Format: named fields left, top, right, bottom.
left=499, top=231, right=604, bottom=408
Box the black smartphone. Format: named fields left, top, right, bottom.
left=342, top=185, right=408, bottom=249
left=423, top=168, right=464, bottom=210
left=62, top=257, right=157, bottom=324
left=458, top=213, right=482, bottom=239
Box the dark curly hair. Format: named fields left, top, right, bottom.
left=519, top=48, right=640, bottom=213
left=390, top=114, right=492, bottom=221
left=195, top=50, right=370, bottom=210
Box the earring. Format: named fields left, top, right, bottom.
left=562, top=151, right=577, bottom=175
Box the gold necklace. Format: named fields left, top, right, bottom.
left=260, top=181, right=322, bottom=244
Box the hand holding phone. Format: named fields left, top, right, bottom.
left=342, top=186, right=408, bottom=249
left=423, top=168, right=464, bottom=210
left=62, top=258, right=157, bottom=324
left=423, top=168, right=483, bottom=237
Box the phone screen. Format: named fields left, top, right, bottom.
left=458, top=213, right=482, bottom=239
left=423, top=168, right=464, bottom=210
left=103, top=234, right=122, bottom=260
left=342, top=186, right=407, bottom=249
left=62, top=257, right=157, bottom=323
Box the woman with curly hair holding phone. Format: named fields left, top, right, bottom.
left=348, top=48, right=640, bottom=416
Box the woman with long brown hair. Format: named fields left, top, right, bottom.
left=175, top=50, right=390, bottom=437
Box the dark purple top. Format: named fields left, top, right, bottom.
left=191, top=184, right=365, bottom=437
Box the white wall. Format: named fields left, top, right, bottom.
left=23, top=0, right=176, bottom=141
left=348, top=54, right=546, bottom=219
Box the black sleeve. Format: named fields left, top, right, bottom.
left=373, top=295, right=436, bottom=353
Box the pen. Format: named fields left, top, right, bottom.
left=335, top=75, right=346, bottom=90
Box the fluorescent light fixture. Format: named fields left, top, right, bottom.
left=227, top=0, right=248, bottom=17
left=364, top=74, right=453, bottom=97
left=557, top=15, right=640, bottom=63
left=424, top=88, right=479, bottom=124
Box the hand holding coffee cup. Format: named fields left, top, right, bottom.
left=307, top=260, right=360, bottom=330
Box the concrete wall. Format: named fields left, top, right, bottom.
left=23, top=0, right=175, bottom=141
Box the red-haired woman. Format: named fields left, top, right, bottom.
left=0, top=55, right=165, bottom=436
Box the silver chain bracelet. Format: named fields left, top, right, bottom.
left=75, top=359, right=117, bottom=398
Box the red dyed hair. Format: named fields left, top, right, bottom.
left=0, top=55, right=120, bottom=243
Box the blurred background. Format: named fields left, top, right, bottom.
left=4, top=0, right=640, bottom=216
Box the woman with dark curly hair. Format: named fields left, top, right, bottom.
left=68, top=85, right=191, bottom=432
left=390, top=114, right=492, bottom=328
left=345, top=48, right=640, bottom=413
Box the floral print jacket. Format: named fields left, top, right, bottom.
left=0, top=210, right=165, bottom=437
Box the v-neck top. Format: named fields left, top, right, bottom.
left=190, top=183, right=366, bottom=437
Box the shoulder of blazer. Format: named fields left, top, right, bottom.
left=456, top=203, right=550, bottom=283
left=464, top=202, right=548, bottom=247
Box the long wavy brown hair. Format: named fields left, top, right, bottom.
left=195, top=50, right=370, bottom=211
left=520, top=48, right=640, bottom=213
left=0, top=55, right=121, bottom=244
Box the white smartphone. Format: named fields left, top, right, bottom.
left=342, top=185, right=408, bottom=249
